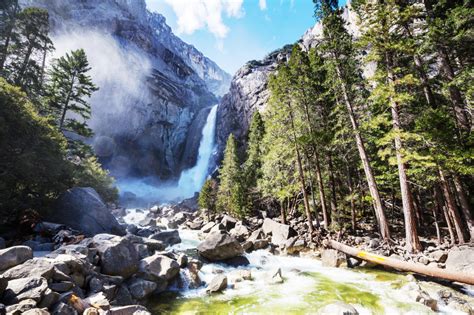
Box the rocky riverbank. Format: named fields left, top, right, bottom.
left=1, top=188, right=473, bottom=314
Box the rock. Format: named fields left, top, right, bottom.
left=286, top=238, right=306, bottom=255
left=210, top=223, right=226, bottom=233
left=108, top=305, right=151, bottom=315
left=200, top=222, right=216, bottom=233
left=229, top=222, right=249, bottom=241
left=138, top=254, right=180, bottom=281
left=318, top=301, right=359, bottom=315
left=0, top=246, right=33, bottom=271
left=206, top=275, right=227, bottom=293
left=268, top=268, right=283, bottom=284
left=83, top=308, right=99, bottom=315
left=38, top=289, right=59, bottom=308
left=0, top=276, right=7, bottom=296
left=262, top=218, right=296, bottom=246
left=91, top=234, right=139, bottom=278
left=242, top=241, right=253, bottom=252
left=6, top=299, right=37, bottom=315
left=321, top=249, right=344, bottom=268
left=49, top=281, right=74, bottom=292
left=0, top=237, right=5, bottom=249
left=51, top=187, right=125, bottom=236
left=187, top=220, right=203, bottom=230
left=368, top=239, right=380, bottom=249
left=141, top=238, right=166, bottom=252
left=111, top=285, right=134, bottom=306
left=197, top=231, right=244, bottom=261
left=223, top=256, right=250, bottom=267
left=221, top=215, right=238, bottom=231
left=3, top=277, right=48, bottom=304
left=418, top=256, right=430, bottom=265
left=127, top=277, right=157, bottom=300
left=177, top=254, right=188, bottom=268
left=149, top=230, right=181, bottom=247
left=253, top=239, right=269, bottom=250
left=52, top=302, right=77, bottom=315
left=430, top=250, right=448, bottom=263
left=445, top=247, right=474, bottom=274
left=0, top=304, right=5, bottom=315
left=23, top=308, right=50, bottom=315
left=85, top=292, right=110, bottom=311
left=447, top=299, right=473, bottom=314
left=229, top=270, right=252, bottom=283
left=415, top=291, right=438, bottom=311
left=248, top=228, right=264, bottom=242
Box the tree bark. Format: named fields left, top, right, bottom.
left=333, top=63, right=390, bottom=241
left=386, top=51, right=422, bottom=252
left=329, top=240, right=474, bottom=285
left=438, top=169, right=466, bottom=244
left=280, top=200, right=287, bottom=225
left=453, top=174, right=474, bottom=241
left=346, top=164, right=357, bottom=232
left=436, top=185, right=455, bottom=245
left=328, top=153, right=338, bottom=221
left=431, top=189, right=442, bottom=245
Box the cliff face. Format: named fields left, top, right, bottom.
left=20, top=0, right=231, bottom=179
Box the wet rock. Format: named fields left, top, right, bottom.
left=138, top=254, right=180, bottom=281
left=318, top=301, right=359, bottom=315
left=51, top=187, right=125, bottom=236
left=0, top=246, right=33, bottom=271
left=3, top=277, right=48, bottom=304
left=91, top=234, right=139, bottom=278
left=445, top=247, right=474, bottom=274
left=206, top=275, right=227, bottom=293
left=108, top=305, right=151, bottom=315
left=6, top=299, right=37, bottom=314
left=321, top=249, right=344, bottom=268
left=262, top=218, right=296, bottom=246
left=223, top=256, right=250, bottom=267
left=149, top=230, right=181, bottom=247
left=177, top=253, right=188, bottom=268
left=127, top=277, right=157, bottom=300
left=52, top=302, right=77, bottom=315
left=268, top=268, right=283, bottom=284
left=429, top=250, right=447, bottom=263
left=197, top=231, right=244, bottom=261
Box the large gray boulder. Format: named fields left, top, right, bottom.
left=149, top=230, right=181, bottom=247
left=127, top=277, right=157, bottom=300
left=3, top=277, right=48, bottom=304
left=206, top=275, right=227, bottom=294
left=262, top=218, right=297, bottom=246
left=138, top=254, right=180, bottom=282
left=51, top=187, right=125, bottom=236
left=445, top=246, right=474, bottom=274
left=0, top=246, right=33, bottom=271
left=197, top=231, right=244, bottom=261
left=91, top=234, right=139, bottom=278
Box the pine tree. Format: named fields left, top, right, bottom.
left=0, top=0, right=20, bottom=72
left=217, top=134, right=246, bottom=218
left=244, top=111, right=265, bottom=189
left=47, top=49, right=98, bottom=137
left=199, top=179, right=218, bottom=220
left=314, top=0, right=391, bottom=240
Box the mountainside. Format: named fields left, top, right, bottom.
left=20, top=0, right=231, bottom=179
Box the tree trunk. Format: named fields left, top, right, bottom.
left=308, top=176, right=320, bottom=228
left=280, top=200, right=287, bottom=225
left=453, top=174, right=474, bottom=241
left=59, top=74, right=76, bottom=130
left=333, top=62, right=390, bottom=241
left=431, top=189, right=442, bottom=245
left=436, top=185, right=455, bottom=245
left=438, top=169, right=466, bottom=244
left=347, top=164, right=357, bottom=232
left=386, top=52, right=422, bottom=252
left=329, top=240, right=474, bottom=285
left=328, top=153, right=338, bottom=222
left=15, top=36, right=37, bottom=86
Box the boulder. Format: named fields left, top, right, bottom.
left=0, top=237, right=6, bottom=249
left=38, top=289, right=59, bottom=308
left=91, top=234, right=139, bottom=278
left=318, top=302, right=359, bottom=315
left=3, top=277, right=48, bottom=304
left=253, top=239, right=269, bottom=250
left=223, top=256, right=250, bottom=267
left=221, top=215, right=237, bottom=230
left=197, top=231, right=244, bottom=261
left=286, top=238, right=306, bottom=255
left=229, top=222, right=249, bottom=242
left=51, top=187, right=125, bottom=236
left=5, top=299, right=37, bottom=314
left=262, top=218, right=296, bottom=246
left=23, top=308, right=50, bottom=315
left=0, top=246, right=33, bottom=271
left=0, top=276, right=7, bottom=295
left=206, top=275, right=227, bottom=293
left=108, top=305, right=151, bottom=315
left=2, top=258, right=56, bottom=280
left=445, top=247, right=474, bottom=273
left=149, top=230, right=181, bottom=247
left=127, top=277, right=157, bottom=300
left=200, top=222, right=216, bottom=233
left=229, top=270, right=252, bottom=283
left=177, top=254, right=188, bottom=268
left=429, top=250, right=448, bottom=263
left=248, top=228, right=264, bottom=242
left=138, top=254, right=180, bottom=282
left=52, top=302, right=77, bottom=315
left=321, top=249, right=344, bottom=268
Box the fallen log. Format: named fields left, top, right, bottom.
left=329, top=240, right=474, bottom=285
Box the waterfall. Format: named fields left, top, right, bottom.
left=117, top=105, right=218, bottom=204
left=176, top=104, right=218, bottom=197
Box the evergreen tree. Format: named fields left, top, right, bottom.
left=217, top=134, right=246, bottom=218
left=199, top=179, right=218, bottom=220
left=47, top=49, right=98, bottom=137
left=0, top=0, right=20, bottom=72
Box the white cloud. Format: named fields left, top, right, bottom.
left=161, top=0, right=244, bottom=39
left=259, top=0, right=267, bottom=10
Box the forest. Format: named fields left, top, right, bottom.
left=203, top=0, right=473, bottom=253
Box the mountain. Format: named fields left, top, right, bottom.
left=20, top=0, right=231, bottom=179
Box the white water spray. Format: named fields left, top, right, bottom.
left=117, top=105, right=218, bottom=203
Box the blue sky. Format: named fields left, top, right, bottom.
left=145, top=0, right=333, bottom=75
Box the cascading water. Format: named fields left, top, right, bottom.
left=117, top=105, right=218, bottom=204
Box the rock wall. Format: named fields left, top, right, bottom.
left=20, top=0, right=230, bottom=179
